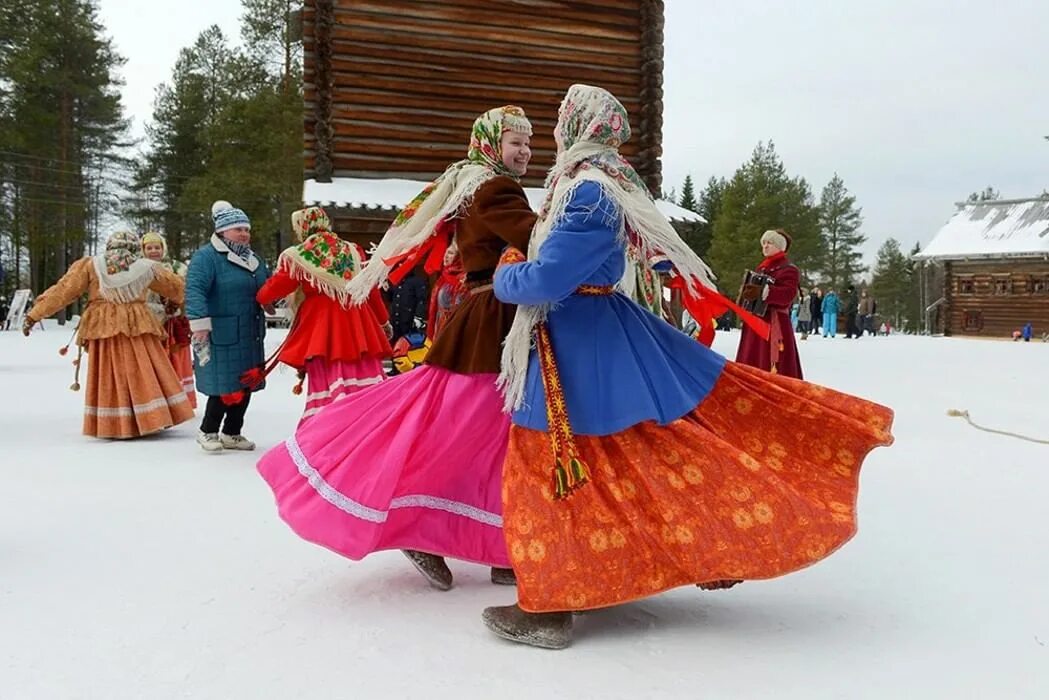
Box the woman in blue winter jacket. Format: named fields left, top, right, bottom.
left=185, top=201, right=271, bottom=452
left=821, top=289, right=840, bottom=338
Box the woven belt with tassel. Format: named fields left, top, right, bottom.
left=536, top=283, right=615, bottom=499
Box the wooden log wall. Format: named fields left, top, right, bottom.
left=943, top=259, right=1049, bottom=337
left=304, top=0, right=664, bottom=192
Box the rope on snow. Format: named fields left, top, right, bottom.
left=947, top=409, right=1049, bottom=445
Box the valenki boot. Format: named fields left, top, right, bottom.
left=490, top=567, right=516, bottom=586
left=402, top=550, right=453, bottom=591
left=482, top=604, right=573, bottom=650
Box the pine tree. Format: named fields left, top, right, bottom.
left=134, top=26, right=236, bottom=259
left=869, top=238, right=910, bottom=329
left=678, top=175, right=697, bottom=212
left=707, top=142, right=820, bottom=291
left=136, top=2, right=304, bottom=263
left=683, top=176, right=725, bottom=260
left=817, top=173, right=866, bottom=289
left=0, top=0, right=126, bottom=313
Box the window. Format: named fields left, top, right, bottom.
left=963, top=310, right=983, bottom=331
left=1032, top=276, right=1049, bottom=295
left=993, top=277, right=1010, bottom=296
left=958, top=277, right=975, bottom=295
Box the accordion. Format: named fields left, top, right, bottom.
left=736, top=270, right=774, bottom=316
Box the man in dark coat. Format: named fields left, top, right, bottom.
left=809, top=286, right=823, bottom=336
left=386, top=270, right=429, bottom=339
left=843, top=284, right=860, bottom=339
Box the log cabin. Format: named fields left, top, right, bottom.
left=300, top=0, right=700, bottom=248
left=914, top=198, right=1049, bottom=338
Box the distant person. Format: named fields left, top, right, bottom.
left=821, top=289, right=840, bottom=337
left=843, top=284, right=860, bottom=339
left=735, top=228, right=803, bottom=378
left=809, top=286, right=823, bottom=336
left=22, top=231, right=193, bottom=438
left=797, top=288, right=813, bottom=339
left=858, top=289, right=875, bottom=337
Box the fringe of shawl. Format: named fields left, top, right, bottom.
left=277, top=246, right=362, bottom=315
left=344, top=164, right=498, bottom=304
left=497, top=164, right=717, bottom=413
left=92, top=256, right=158, bottom=303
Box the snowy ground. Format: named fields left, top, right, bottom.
left=2, top=326, right=1047, bottom=699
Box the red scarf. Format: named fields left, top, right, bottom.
left=757, top=251, right=789, bottom=272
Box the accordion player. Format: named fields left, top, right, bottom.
left=736, top=269, right=774, bottom=316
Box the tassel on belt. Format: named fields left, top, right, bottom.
left=536, top=284, right=615, bottom=499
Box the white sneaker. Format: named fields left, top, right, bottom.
left=197, top=432, right=224, bottom=452
left=220, top=433, right=255, bottom=451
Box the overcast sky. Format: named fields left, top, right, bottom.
left=98, top=0, right=1048, bottom=264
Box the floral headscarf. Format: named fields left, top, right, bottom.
left=346, top=105, right=532, bottom=303
left=538, top=85, right=647, bottom=220
left=291, top=206, right=334, bottom=242
left=93, top=230, right=158, bottom=303
left=104, top=230, right=143, bottom=275
left=278, top=206, right=364, bottom=308
left=499, top=85, right=717, bottom=412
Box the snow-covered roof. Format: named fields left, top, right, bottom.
left=303, top=177, right=705, bottom=224
left=915, top=198, right=1049, bottom=261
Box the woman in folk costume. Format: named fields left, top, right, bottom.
left=22, top=231, right=194, bottom=438
left=141, top=231, right=197, bottom=408
left=482, top=85, right=895, bottom=649
left=186, top=201, right=271, bottom=452
left=257, top=106, right=537, bottom=589
left=252, top=206, right=393, bottom=422
left=426, top=241, right=467, bottom=342
left=735, top=229, right=803, bottom=378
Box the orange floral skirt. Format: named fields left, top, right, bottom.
left=503, top=362, right=894, bottom=613
left=168, top=343, right=197, bottom=409
left=83, top=334, right=196, bottom=439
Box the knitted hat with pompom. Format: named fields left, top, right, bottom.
left=212, top=200, right=251, bottom=234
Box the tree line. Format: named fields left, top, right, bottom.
left=670, top=141, right=925, bottom=332
left=0, top=0, right=303, bottom=312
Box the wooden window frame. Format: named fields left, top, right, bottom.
left=957, top=276, right=975, bottom=295
left=963, top=309, right=983, bottom=331
left=992, top=275, right=1011, bottom=296
left=1032, top=276, right=1049, bottom=295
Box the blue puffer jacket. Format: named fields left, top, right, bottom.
left=185, top=235, right=271, bottom=396
left=821, top=292, right=840, bottom=315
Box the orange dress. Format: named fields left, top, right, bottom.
left=28, top=258, right=195, bottom=438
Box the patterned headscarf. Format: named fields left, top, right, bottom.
left=141, top=230, right=187, bottom=276
left=499, top=85, right=716, bottom=412
left=345, top=105, right=532, bottom=303
left=291, top=206, right=334, bottom=242
left=278, top=206, right=364, bottom=308
left=141, top=231, right=168, bottom=259
left=104, top=230, right=142, bottom=274
left=537, top=85, right=647, bottom=221
left=93, top=230, right=157, bottom=303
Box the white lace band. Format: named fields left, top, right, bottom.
left=84, top=393, right=188, bottom=417
left=284, top=435, right=503, bottom=527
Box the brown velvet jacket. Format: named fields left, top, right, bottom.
left=426, top=175, right=537, bottom=374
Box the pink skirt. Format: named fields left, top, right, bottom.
left=257, top=365, right=511, bottom=567
left=302, top=356, right=385, bottom=422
